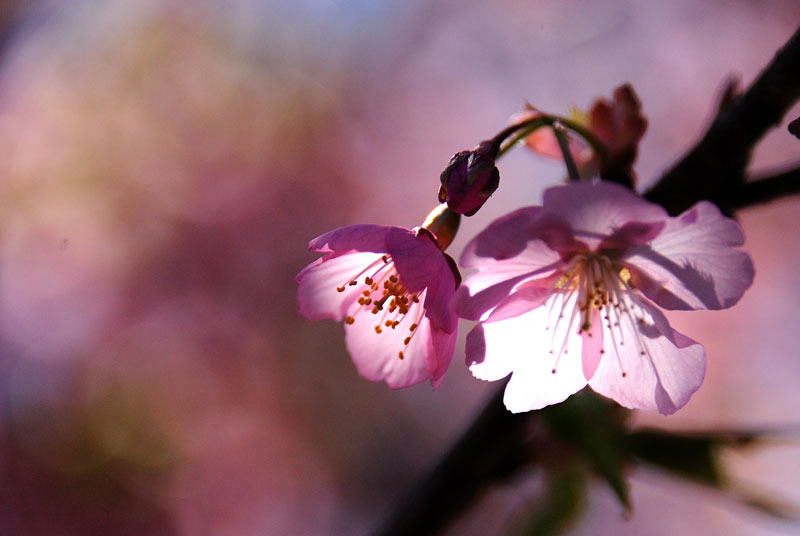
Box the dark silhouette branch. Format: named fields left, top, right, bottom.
left=719, top=165, right=800, bottom=211
left=374, top=385, right=539, bottom=536
left=646, top=25, right=800, bottom=214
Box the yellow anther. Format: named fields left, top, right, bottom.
left=619, top=267, right=631, bottom=284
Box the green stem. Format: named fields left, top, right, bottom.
left=552, top=121, right=581, bottom=181
left=494, top=113, right=607, bottom=163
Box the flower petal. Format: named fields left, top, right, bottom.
left=624, top=201, right=754, bottom=310
left=543, top=182, right=667, bottom=246
left=428, top=326, right=457, bottom=389
left=467, top=292, right=588, bottom=413
left=462, top=207, right=576, bottom=264
left=581, top=308, right=604, bottom=380
left=482, top=280, right=554, bottom=323
left=344, top=300, right=434, bottom=388
left=455, top=208, right=566, bottom=321
left=451, top=273, right=535, bottom=322
left=588, top=295, right=705, bottom=415
left=296, top=251, right=384, bottom=321
left=308, top=224, right=392, bottom=253
left=461, top=207, right=545, bottom=263
left=388, top=228, right=457, bottom=333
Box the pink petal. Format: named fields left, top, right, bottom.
left=624, top=201, right=754, bottom=310
left=388, top=228, right=457, bottom=333
left=455, top=209, right=566, bottom=321
left=296, top=251, right=384, bottom=321
left=453, top=251, right=562, bottom=321
left=542, top=182, right=668, bottom=247
left=581, top=308, right=604, bottom=380
left=482, top=280, right=553, bottom=323
left=451, top=273, right=535, bottom=322
left=428, top=326, right=457, bottom=389
left=467, top=293, right=588, bottom=413
left=525, top=127, right=593, bottom=164
left=599, top=220, right=665, bottom=250
left=461, top=207, right=545, bottom=263
left=344, top=301, right=434, bottom=389
left=462, top=207, right=576, bottom=264
left=588, top=295, right=705, bottom=415
left=308, top=224, right=392, bottom=253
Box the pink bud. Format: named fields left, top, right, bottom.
left=438, top=141, right=500, bottom=216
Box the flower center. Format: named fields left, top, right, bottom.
left=336, top=254, right=426, bottom=360
left=546, top=253, right=652, bottom=377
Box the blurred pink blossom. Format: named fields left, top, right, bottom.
left=454, top=181, right=753, bottom=414
left=518, top=84, right=648, bottom=184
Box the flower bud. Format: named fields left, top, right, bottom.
left=438, top=140, right=500, bottom=216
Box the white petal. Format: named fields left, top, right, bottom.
left=624, top=201, right=754, bottom=310
left=344, top=299, right=433, bottom=388
left=467, top=292, right=588, bottom=413
left=296, top=252, right=384, bottom=321
left=588, top=294, right=705, bottom=415
left=543, top=182, right=668, bottom=248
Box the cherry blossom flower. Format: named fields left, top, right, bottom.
left=453, top=181, right=754, bottom=415
left=296, top=223, right=459, bottom=389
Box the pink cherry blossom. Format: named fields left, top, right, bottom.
left=453, top=181, right=754, bottom=415
left=296, top=224, right=458, bottom=389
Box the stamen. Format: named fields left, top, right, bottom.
left=619, top=267, right=631, bottom=284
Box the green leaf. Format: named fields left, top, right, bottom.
left=625, top=428, right=761, bottom=488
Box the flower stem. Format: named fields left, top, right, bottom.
left=552, top=121, right=581, bottom=181
left=494, top=114, right=606, bottom=162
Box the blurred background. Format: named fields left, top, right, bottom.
left=0, top=0, right=798, bottom=534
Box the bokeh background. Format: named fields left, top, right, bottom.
left=0, top=0, right=799, bottom=534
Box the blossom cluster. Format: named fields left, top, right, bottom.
left=296, top=87, right=754, bottom=415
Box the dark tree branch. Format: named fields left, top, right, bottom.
left=719, top=165, right=800, bottom=211
left=374, top=385, right=539, bottom=536
left=646, top=25, right=800, bottom=214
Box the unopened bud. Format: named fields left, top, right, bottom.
left=419, top=203, right=460, bottom=251
left=438, top=140, right=500, bottom=216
